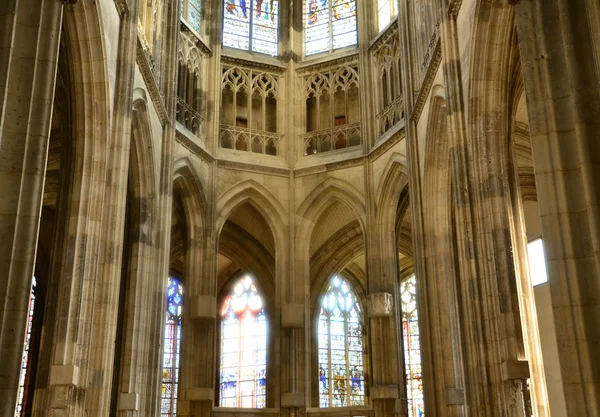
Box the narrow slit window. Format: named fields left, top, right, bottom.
left=161, top=277, right=183, bottom=417
left=15, top=277, right=36, bottom=417
left=401, top=275, right=424, bottom=417
left=378, top=0, right=399, bottom=31
left=528, top=238, right=549, bottom=286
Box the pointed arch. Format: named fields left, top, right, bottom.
left=216, top=179, right=287, bottom=247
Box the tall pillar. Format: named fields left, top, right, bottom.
left=512, top=1, right=600, bottom=416
left=0, top=1, right=63, bottom=415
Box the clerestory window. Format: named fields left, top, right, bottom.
left=305, top=0, right=358, bottom=56
left=318, top=275, right=365, bottom=407
left=219, top=275, right=267, bottom=408
left=378, top=0, right=399, bottom=31
left=223, top=0, right=280, bottom=56
left=181, top=0, right=202, bottom=33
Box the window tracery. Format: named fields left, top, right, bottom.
left=219, top=275, right=267, bottom=408
left=15, top=278, right=36, bottom=417
left=161, top=277, right=183, bottom=417
left=305, top=0, right=358, bottom=56
left=401, top=275, right=424, bottom=417
left=318, top=275, right=365, bottom=408
left=220, top=66, right=281, bottom=155
left=223, top=0, right=280, bottom=56
left=302, top=64, right=361, bottom=155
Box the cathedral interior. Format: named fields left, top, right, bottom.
left=1, top=0, right=599, bottom=417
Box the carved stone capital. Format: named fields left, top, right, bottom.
left=368, top=292, right=393, bottom=317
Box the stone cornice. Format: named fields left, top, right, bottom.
left=411, top=40, right=442, bottom=122
left=369, top=19, right=399, bottom=52
left=221, top=54, right=287, bottom=74
left=175, top=127, right=214, bottom=162
left=180, top=21, right=212, bottom=56
left=216, top=159, right=291, bottom=177
left=296, top=53, right=360, bottom=74
left=136, top=36, right=169, bottom=126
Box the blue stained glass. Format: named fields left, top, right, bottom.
left=318, top=275, right=364, bottom=408
left=161, top=277, right=183, bottom=417
left=305, top=0, right=357, bottom=55
left=223, top=0, right=279, bottom=56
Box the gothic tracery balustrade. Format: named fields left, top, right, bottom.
left=176, top=30, right=207, bottom=137
left=371, top=23, right=404, bottom=136
left=301, top=62, right=361, bottom=156
left=220, top=65, right=283, bottom=156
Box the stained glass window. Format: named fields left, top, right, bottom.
left=219, top=275, right=267, bottom=408
left=318, top=275, right=364, bottom=408
left=378, top=0, right=399, bottom=31
left=401, top=275, right=424, bottom=417
left=223, top=0, right=280, bottom=56
left=182, top=0, right=202, bottom=33
left=15, top=277, right=36, bottom=417
left=305, top=0, right=358, bottom=56
left=161, top=277, right=183, bottom=417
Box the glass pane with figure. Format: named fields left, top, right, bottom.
left=161, top=277, right=183, bottom=417
left=318, top=275, right=365, bottom=408
left=401, top=275, right=424, bottom=417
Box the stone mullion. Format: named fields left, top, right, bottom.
left=512, top=1, right=600, bottom=416
left=365, top=161, right=402, bottom=417
left=0, top=1, right=63, bottom=415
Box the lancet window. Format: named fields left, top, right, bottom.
left=303, top=65, right=361, bottom=155
left=161, top=277, right=183, bottom=417
left=181, top=0, right=202, bottom=33
left=220, top=66, right=281, bottom=155
left=223, top=0, right=280, bottom=56
left=401, top=275, right=424, bottom=417
left=15, top=278, right=37, bottom=417
left=305, top=0, right=358, bottom=56
left=318, top=275, right=365, bottom=408
left=219, top=275, right=267, bottom=408
left=378, top=0, right=399, bottom=31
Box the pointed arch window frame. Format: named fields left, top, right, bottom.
left=218, top=274, right=268, bottom=408
left=316, top=274, right=366, bottom=408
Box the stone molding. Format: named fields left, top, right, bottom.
left=49, top=365, right=80, bottom=387
left=446, top=388, right=465, bottom=405
left=136, top=37, right=170, bottom=126
left=411, top=40, right=442, bottom=123
left=184, top=387, right=214, bottom=401
left=502, top=360, right=530, bottom=380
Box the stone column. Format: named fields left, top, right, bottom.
left=365, top=162, right=404, bottom=417
left=0, top=1, right=63, bottom=415
left=512, top=1, right=600, bottom=416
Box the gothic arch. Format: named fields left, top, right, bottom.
left=296, top=178, right=367, bottom=247
left=216, top=179, right=288, bottom=248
